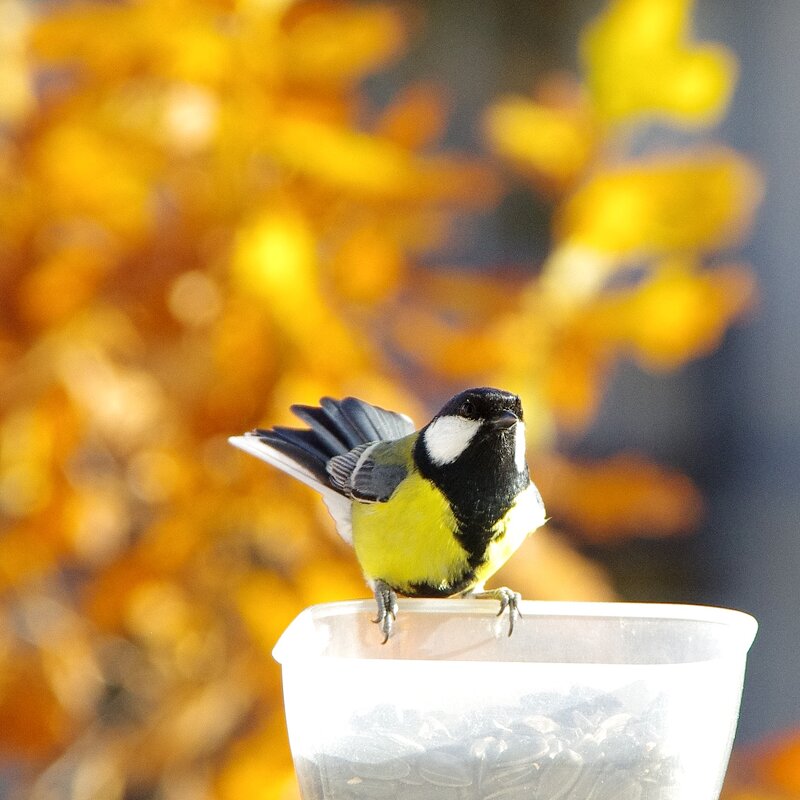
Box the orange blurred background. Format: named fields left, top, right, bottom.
left=0, top=0, right=795, bottom=797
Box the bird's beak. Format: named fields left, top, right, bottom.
left=491, top=410, right=518, bottom=430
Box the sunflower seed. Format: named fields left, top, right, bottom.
left=293, top=682, right=688, bottom=800
left=517, top=714, right=558, bottom=734
left=593, top=771, right=645, bottom=800
left=537, top=760, right=582, bottom=800
left=418, top=750, right=473, bottom=788
left=341, top=776, right=397, bottom=799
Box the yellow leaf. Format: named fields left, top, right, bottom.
left=267, top=115, right=418, bottom=197
left=281, top=2, right=406, bottom=85
left=0, top=0, right=35, bottom=124
left=33, top=123, right=157, bottom=240
left=485, top=90, right=594, bottom=187
left=32, top=1, right=235, bottom=87
left=377, top=83, right=449, bottom=150
left=330, top=225, right=405, bottom=305
left=232, top=207, right=318, bottom=311
left=231, top=207, right=372, bottom=370
left=757, top=730, right=800, bottom=795
left=267, top=115, right=496, bottom=203
left=216, top=714, right=297, bottom=800
left=390, top=305, right=508, bottom=379
left=538, top=453, right=703, bottom=542
left=0, top=527, right=55, bottom=592
left=0, top=654, right=68, bottom=759
left=18, top=241, right=115, bottom=327
left=541, top=332, right=610, bottom=431
left=558, top=151, right=761, bottom=258
left=587, top=260, right=756, bottom=369
left=235, top=572, right=303, bottom=656
left=31, top=3, right=145, bottom=75
left=582, top=0, right=737, bottom=125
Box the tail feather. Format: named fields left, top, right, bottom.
left=320, top=397, right=365, bottom=448
left=289, top=404, right=357, bottom=454
left=340, top=398, right=381, bottom=441
left=271, top=425, right=333, bottom=463
left=339, top=397, right=414, bottom=443
left=229, top=434, right=324, bottom=490
left=254, top=429, right=330, bottom=485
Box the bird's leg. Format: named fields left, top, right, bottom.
left=467, top=587, right=522, bottom=636
left=371, top=579, right=399, bottom=644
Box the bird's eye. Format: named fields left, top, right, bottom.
left=460, top=399, right=475, bottom=417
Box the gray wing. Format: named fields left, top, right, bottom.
left=292, top=396, right=415, bottom=450
left=327, top=441, right=409, bottom=503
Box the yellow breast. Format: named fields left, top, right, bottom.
left=351, top=472, right=470, bottom=594
left=351, top=475, right=545, bottom=596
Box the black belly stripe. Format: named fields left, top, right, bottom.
left=409, top=423, right=530, bottom=598
left=406, top=570, right=479, bottom=598
left=456, top=518, right=500, bottom=571
left=414, top=430, right=529, bottom=567
left=404, top=516, right=503, bottom=598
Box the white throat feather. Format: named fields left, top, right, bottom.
left=514, top=420, right=527, bottom=473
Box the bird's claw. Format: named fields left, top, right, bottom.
left=471, top=587, right=522, bottom=636
left=372, top=579, right=398, bottom=644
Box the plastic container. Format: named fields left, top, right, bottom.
left=273, top=599, right=757, bottom=800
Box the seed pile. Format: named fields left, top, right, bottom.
left=294, top=688, right=681, bottom=799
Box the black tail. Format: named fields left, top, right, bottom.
left=250, top=396, right=415, bottom=487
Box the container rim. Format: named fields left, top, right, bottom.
left=273, top=599, right=758, bottom=664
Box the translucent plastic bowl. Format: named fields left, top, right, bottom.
left=273, top=599, right=757, bottom=800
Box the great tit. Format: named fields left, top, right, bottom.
left=229, top=387, right=546, bottom=642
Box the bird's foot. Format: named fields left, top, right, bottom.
left=469, top=587, right=522, bottom=636
left=371, top=579, right=399, bottom=644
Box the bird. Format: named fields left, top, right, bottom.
left=229, top=387, right=546, bottom=642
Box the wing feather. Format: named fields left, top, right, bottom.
left=327, top=441, right=409, bottom=503
left=253, top=428, right=330, bottom=484
left=327, top=442, right=375, bottom=493
left=289, top=404, right=354, bottom=454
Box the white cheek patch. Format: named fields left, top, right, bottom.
left=424, top=415, right=481, bottom=466
left=514, top=420, right=527, bottom=473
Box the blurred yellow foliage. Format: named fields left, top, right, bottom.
left=484, top=85, right=595, bottom=188
left=582, top=0, right=736, bottom=125
left=558, top=151, right=760, bottom=257
left=0, top=0, right=766, bottom=797
left=724, top=730, right=800, bottom=800
left=536, top=453, right=704, bottom=543
left=583, top=259, right=756, bottom=370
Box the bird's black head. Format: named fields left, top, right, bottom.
left=418, top=388, right=524, bottom=467
left=414, top=387, right=529, bottom=525
left=436, top=386, right=524, bottom=427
